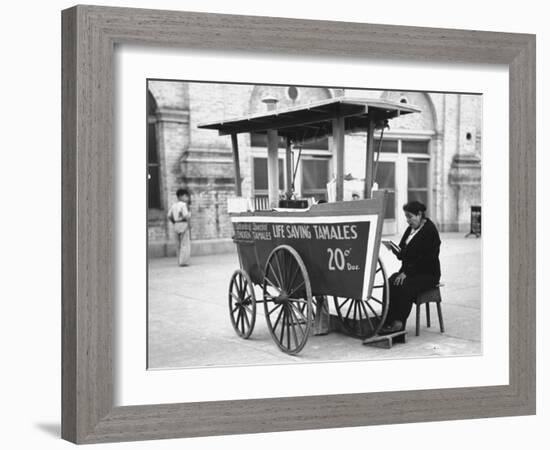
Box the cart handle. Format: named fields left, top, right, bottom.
left=291, top=145, right=303, bottom=195
left=372, top=120, right=389, bottom=185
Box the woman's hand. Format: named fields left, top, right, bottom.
left=393, top=273, right=407, bottom=286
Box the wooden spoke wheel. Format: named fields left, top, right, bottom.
left=333, top=257, right=389, bottom=339
left=263, top=245, right=313, bottom=355
left=228, top=269, right=256, bottom=339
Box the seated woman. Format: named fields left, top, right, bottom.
left=381, top=201, right=441, bottom=334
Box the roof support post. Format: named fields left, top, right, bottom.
left=267, top=129, right=279, bottom=208
left=230, top=134, right=242, bottom=196
left=364, top=118, right=376, bottom=199
left=332, top=116, right=345, bottom=201
left=263, top=96, right=280, bottom=208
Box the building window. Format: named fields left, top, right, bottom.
left=253, top=157, right=284, bottom=209
left=147, top=90, right=161, bottom=209
left=372, top=137, right=431, bottom=224
left=287, top=86, right=299, bottom=101
left=301, top=158, right=330, bottom=201
left=407, top=159, right=429, bottom=206
left=374, top=139, right=398, bottom=153
left=402, top=139, right=430, bottom=154
left=375, top=162, right=396, bottom=219
left=253, top=157, right=284, bottom=191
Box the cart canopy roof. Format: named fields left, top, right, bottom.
left=198, top=96, right=421, bottom=144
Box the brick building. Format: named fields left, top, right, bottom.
left=147, top=80, right=481, bottom=256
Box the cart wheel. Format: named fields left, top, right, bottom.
left=263, top=245, right=312, bottom=355
left=333, top=256, right=389, bottom=339
left=228, top=269, right=256, bottom=339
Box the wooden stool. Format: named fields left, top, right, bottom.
left=414, top=284, right=445, bottom=336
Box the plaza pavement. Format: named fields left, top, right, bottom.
left=148, top=233, right=481, bottom=369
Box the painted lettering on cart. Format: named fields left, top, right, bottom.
left=312, top=224, right=358, bottom=240
left=327, top=248, right=359, bottom=271
left=234, top=222, right=273, bottom=240
left=271, top=224, right=312, bottom=239
left=270, top=224, right=358, bottom=240
left=236, top=223, right=360, bottom=241
left=233, top=219, right=369, bottom=295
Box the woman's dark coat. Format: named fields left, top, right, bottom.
left=397, top=218, right=441, bottom=282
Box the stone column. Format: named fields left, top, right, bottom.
left=448, top=94, right=482, bottom=233
left=147, top=81, right=190, bottom=256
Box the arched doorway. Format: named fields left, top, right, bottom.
left=375, top=91, right=436, bottom=234
left=147, top=89, right=161, bottom=210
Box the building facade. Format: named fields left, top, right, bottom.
left=147, top=80, right=482, bottom=256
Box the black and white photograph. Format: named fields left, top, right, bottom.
left=146, top=80, right=482, bottom=368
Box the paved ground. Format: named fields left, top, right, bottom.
left=148, top=233, right=481, bottom=369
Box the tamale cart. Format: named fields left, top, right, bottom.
left=199, top=97, right=420, bottom=354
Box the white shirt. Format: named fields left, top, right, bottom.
left=167, top=200, right=190, bottom=223
left=405, top=220, right=425, bottom=244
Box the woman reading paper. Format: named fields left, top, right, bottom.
left=381, top=201, right=441, bottom=334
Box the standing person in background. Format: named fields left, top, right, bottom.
left=381, top=201, right=441, bottom=334
left=167, top=188, right=192, bottom=266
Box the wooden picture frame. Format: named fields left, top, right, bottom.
left=61, top=5, right=536, bottom=444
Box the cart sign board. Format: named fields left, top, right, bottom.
left=232, top=213, right=379, bottom=300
